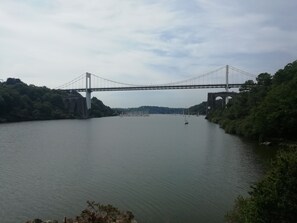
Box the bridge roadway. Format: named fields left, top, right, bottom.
left=63, top=83, right=244, bottom=92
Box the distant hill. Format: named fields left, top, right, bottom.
left=114, top=106, right=185, bottom=115
left=189, top=101, right=207, bottom=115
left=114, top=104, right=207, bottom=116
left=0, top=78, right=114, bottom=123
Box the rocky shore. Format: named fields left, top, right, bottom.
left=25, top=202, right=137, bottom=223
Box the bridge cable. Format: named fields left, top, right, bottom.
left=54, top=74, right=85, bottom=89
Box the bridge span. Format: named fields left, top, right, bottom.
left=57, top=65, right=256, bottom=110
left=66, top=83, right=245, bottom=92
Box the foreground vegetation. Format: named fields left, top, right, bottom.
left=0, top=78, right=114, bottom=122
left=26, top=201, right=136, bottom=223
left=208, top=60, right=297, bottom=141
left=226, top=147, right=297, bottom=223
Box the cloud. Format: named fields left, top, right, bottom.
left=0, top=0, right=296, bottom=107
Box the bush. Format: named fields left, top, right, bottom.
left=226, top=148, right=297, bottom=223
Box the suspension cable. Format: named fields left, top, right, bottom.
left=229, top=66, right=257, bottom=78
left=56, top=65, right=255, bottom=89
left=55, top=74, right=85, bottom=89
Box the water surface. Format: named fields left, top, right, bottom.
left=0, top=115, right=273, bottom=222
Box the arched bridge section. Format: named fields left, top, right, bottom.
left=206, top=92, right=237, bottom=115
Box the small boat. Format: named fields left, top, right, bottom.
left=184, top=110, right=189, bottom=125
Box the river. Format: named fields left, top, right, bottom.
left=0, top=115, right=273, bottom=222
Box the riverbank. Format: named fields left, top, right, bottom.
left=208, top=115, right=297, bottom=148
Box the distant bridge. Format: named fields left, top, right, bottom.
left=56, top=65, right=257, bottom=109
left=68, top=84, right=245, bottom=92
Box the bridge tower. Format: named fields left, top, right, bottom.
left=86, top=72, right=92, bottom=110
left=225, top=65, right=229, bottom=92
left=225, top=65, right=230, bottom=104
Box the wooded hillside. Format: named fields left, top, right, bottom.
left=208, top=61, right=297, bottom=141
left=0, top=78, right=114, bottom=122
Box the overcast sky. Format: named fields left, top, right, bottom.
left=1, top=0, right=297, bottom=108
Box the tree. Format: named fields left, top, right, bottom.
left=208, top=60, right=297, bottom=140
left=256, top=72, right=272, bottom=86
left=239, top=80, right=255, bottom=92
left=226, top=148, right=297, bottom=223
left=273, top=61, right=297, bottom=85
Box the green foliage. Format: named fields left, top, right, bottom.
left=0, top=78, right=71, bottom=122
left=189, top=101, right=207, bottom=115
left=208, top=60, right=297, bottom=140
left=0, top=78, right=114, bottom=123
left=26, top=201, right=136, bottom=223
left=256, top=72, right=272, bottom=86
left=67, top=201, right=135, bottom=223
left=226, top=148, right=297, bottom=223
left=239, top=80, right=255, bottom=92
left=90, top=97, right=114, bottom=117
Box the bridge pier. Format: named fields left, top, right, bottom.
left=206, top=92, right=237, bottom=117
left=63, top=91, right=88, bottom=118
left=86, top=72, right=92, bottom=110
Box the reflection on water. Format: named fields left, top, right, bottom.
left=0, top=115, right=274, bottom=222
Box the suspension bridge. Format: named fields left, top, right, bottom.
left=56, top=65, right=257, bottom=109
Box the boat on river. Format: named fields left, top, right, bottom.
left=184, top=110, right=189, bottom=125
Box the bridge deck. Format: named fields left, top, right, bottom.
left=62, top=84, right=244, bottom=92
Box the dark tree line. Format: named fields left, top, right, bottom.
left=114, top=106, right=185, bottom=115
left=0, top=78, right=114, bottom=123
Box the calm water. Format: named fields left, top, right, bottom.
left=0, top=115, right=273, bottom=223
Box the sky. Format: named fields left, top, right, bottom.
left=1, top=0, right=297, bottom=108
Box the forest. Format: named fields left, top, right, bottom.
left=207, top=60, right=297, bottom=142
left=0, top=78, right=114, bottom=123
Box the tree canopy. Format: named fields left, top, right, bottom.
left=226, top=148, right=297, bottom=223
left=208, top=60, right=297, bottom=141
left=0, top=78, right=114, bottom=123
